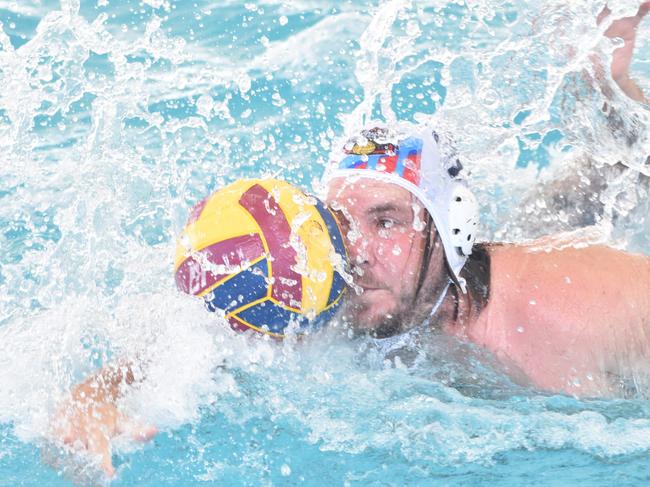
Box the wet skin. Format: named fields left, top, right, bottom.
left=327, top=178, right=650, bottom=397
left=326, top=178, right=449, bottom=337
left=469, top=241, right=650, bottom=397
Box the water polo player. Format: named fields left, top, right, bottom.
left=324, top=122, right=650, bottom=397
left=320, top=4, right=650, bottom=396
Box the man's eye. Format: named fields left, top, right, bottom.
left=378, top=218, right=395, bottom=230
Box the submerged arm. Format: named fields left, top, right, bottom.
left=51, top=360, right=157, bottom=478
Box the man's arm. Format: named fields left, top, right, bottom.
left=50, top=361, right=157, bottom=478
left=599, top=2, right=649, bottom=102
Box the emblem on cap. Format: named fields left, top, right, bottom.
left=349, top=140, right=377, bottom=155
left=344, top=127, right=397, bottom=156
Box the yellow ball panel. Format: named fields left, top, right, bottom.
left=294, top=211, right=335, bottom=314
left=174, top=180, right=265, bottom=270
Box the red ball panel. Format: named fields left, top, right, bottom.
left=175, top=233, right=265, bottom=296
left=238, top=183, right=303, bottom=308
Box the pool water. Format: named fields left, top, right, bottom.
left=1, top=0, right=650, bottom=485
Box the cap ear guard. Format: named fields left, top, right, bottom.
left=448, top=184, right=479, bottom=257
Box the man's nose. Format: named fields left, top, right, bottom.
left=346, top=233, right=373, bottom=267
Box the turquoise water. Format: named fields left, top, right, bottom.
left=1, top=0, right=650, bottom=485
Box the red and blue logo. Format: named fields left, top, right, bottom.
left=337, top=132, right=423, bottom=186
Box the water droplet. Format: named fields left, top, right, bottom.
left=237, top=75, right=251, bottom=95
left=281, top=464, right=291, bottom=476
left=564, top=276, right=572, bottom=284
left=196, top=94, right=214, bottom=118
left=271, top=92, right=285, bottom=107
left=391, top=245, right=401, bottom=256
left=279, top=15, right=288, bottom=26
left=251, top=138, right=265, bottom=151
left=529, top=299, right=536, bottom=305
left=516, top=326, right=525, bottom=333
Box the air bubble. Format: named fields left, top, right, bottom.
left=272, top=92, right=286, bottom=107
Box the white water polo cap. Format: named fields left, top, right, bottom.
left=323, top=125, right=479, bottom=288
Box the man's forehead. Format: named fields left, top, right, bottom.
left=326, top=177, right=412, bottom=202
left=325, top=177, right=418, bottom=212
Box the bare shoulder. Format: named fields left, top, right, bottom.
left=472, top=238, right=650, bottom=395
left=486, top=237, right=650, bottom=279
left=485, top=239, right=650, bottom=311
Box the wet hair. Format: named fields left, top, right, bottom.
left=413, top=212, right=434, bottom=303
left=412, top=211, right=491, bottom=320
left=463, top=243, right=491, bottom=308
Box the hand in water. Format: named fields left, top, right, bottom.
left=49, top=365, right=157, bottom=478
left=598, top=2, right=650, bottom=101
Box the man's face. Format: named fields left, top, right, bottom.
left=326, top=178, right=442, bottom=337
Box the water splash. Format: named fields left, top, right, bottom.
left=1, top=0, right=650, bottom=484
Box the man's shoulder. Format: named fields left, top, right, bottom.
left=485, top=236, right=650, bottom=310
left=487, top=237, right=648, bottom=268
left=483, top=224, right=647, bottom=267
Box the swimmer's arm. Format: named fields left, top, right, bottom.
left=598, top=3, right=649, bottom=103
left=51, top=361, right=157, bottom=478
left=69, top=361, right=141, bottom=407
left=612, top=76, right=647, bottom=103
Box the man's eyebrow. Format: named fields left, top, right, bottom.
left=367, top=203, right=409, bottom=215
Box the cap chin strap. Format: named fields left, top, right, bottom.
left=413, top=214, right=455, bottom=323
left=428, top=280, right=451, bottom=323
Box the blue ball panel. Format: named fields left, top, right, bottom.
left=236, top=300, right=306, bottom=334
left=327, top=270, right=346, bottom=308
left=204, top=259, right=269, bottom=314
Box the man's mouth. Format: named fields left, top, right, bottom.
left=359, top=285, right=381, bottom=291
left=353, top=283, right=387, bottom=295
left=357, top=283, right=380, bottom=291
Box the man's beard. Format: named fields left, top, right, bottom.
left=343, top=297, right=413, bottom=338
left=343, top=273, right=449, bottom=339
